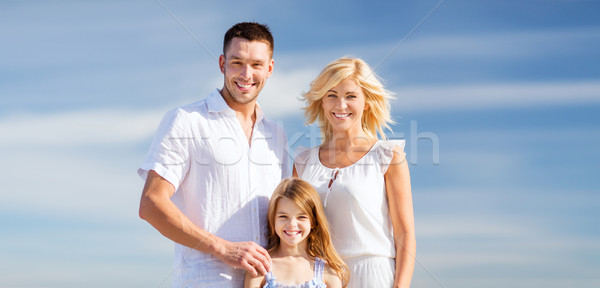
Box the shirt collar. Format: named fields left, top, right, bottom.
left=207, top=88, right=264, bottom=123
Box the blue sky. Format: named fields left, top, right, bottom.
left=1, top=1, right=599, bottom=287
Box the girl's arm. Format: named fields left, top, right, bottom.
left=385, top=146, right=416, bottom=288
left=323, top=265, right=343, bottom=288
left=244, top=270, right=265, bottom=288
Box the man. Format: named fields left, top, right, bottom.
left=138, top=22, right=289, bottom=287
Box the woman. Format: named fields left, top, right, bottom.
left=293, top=57, right=415, bottom=288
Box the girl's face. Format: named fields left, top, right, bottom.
left=274, top=197, right=312, bottom=249
left=320, top=78, right=368, bottom=134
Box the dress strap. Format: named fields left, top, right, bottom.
left=314, top=257, right=325, bottom=282
left=263, top=271, right=277, bottom=288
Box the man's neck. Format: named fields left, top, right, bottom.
left=219, top=89, right=257, bottom=144
left=219, top=89, right=257, bottom=121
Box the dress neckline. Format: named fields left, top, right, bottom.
left=264, top=257, right=324, bottom=288
left=316, top=140, right=381, bottom=170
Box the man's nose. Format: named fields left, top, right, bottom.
left=240, top=64, right=252, bottom=79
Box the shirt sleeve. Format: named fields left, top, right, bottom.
left=137, top=108, right=193, bottom=191
left=278, top=125, right=292, bottom=179
left=293, top=146, right=312, bottom=178
left=378, top=140, right=406, bottom=174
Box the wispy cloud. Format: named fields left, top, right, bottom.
left=385, top=26, right=600, bottom=59
left=0, top=109, right=164, bottom=147
left=393, top=80, right=600, bottom=111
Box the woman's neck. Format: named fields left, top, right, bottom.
left=326, top=129, right=376, bottom=151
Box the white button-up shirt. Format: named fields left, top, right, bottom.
left=138, top=89, right=290, bottom=287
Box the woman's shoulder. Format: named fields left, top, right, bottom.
left=378, top=139, right=405, bottom=152
left=293, top=145, right=322, bottom=178
left=294, top=145, right=318, bottom=164
left=376, top=139, right=406, bottom=166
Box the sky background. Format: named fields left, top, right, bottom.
left=1, top=0, right=599, bottom=287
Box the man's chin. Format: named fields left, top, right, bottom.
left=231, top=94, right=258, bottom=105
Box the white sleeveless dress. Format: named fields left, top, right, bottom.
left=295, top=140, right=406, bottom=288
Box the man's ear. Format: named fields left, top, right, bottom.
left=266, top=58, right=274, bottom=78
left=219, top=54, right=226, bottom=74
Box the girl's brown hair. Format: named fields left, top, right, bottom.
left=266, top=178, right=349, bottom=287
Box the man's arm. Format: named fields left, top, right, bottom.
left=139, top=170, right=271, bottom=276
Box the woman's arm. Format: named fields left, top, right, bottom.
left=385, top=146, right=416, bottom=288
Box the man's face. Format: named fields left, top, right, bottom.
left=219, top=37, right=274, bottom=107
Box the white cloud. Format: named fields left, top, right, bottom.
left=393, top=80, right=600, bottom=111
left=387, top=26, right=600, bottom=60
left=0, top=109, right=165, bottom=147
left=258, top=67, right=319, bottom=119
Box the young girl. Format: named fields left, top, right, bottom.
left=244, top=178, right=349, bottom=288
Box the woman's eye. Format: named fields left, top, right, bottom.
left=327, top=94, right=337, bottom=98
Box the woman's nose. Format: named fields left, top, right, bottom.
left=336, top=98, right=348, bottom=109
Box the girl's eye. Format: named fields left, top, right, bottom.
left=278, top=215, right=287, bottom=219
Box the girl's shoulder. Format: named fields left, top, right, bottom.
left=244, top=270, right=266, bottom=288
left=320, top=260, right=343, bottom=288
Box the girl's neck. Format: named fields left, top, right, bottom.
left=273, top=242, right=309, bottom=258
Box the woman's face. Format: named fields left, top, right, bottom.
left=320, top=78, right=368, bottom=134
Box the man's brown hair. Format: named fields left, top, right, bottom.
left=223, top=22, right=274, bottom=58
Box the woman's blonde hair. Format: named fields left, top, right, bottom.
left=302, top=57, right=394, bottom=142
left=266, top=178, right=349, bottom=287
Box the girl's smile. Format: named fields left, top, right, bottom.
left=274, top=197, right=312, bottom=249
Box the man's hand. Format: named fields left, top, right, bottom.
left=215, top=240, right=272, bottom=277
